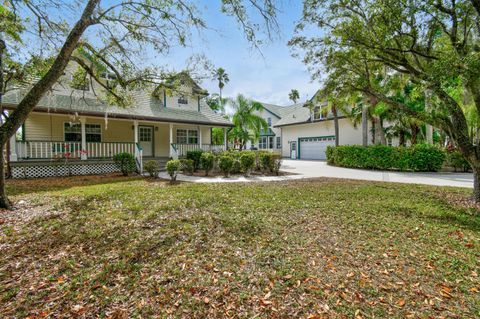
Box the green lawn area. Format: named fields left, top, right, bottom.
left=1, top=176, right=479, bottom=318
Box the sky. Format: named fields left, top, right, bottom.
left=154, top=1, right=319, bottom=106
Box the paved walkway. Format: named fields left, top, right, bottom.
left=158, top=160, right=473, bottom=188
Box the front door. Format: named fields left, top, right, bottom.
left=139, top=126, right=154, bottom=157
left=290, top=141, right=297, bottom=159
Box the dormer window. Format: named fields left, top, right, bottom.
left=313, top=106, right=328, bottom=120
left=267, top=117, right=272, bottom=127
left=178, top=95, right=188, bottom=105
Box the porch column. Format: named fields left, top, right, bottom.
left=133, top=120, right=139, bottom=144
left=169, top=123, right=173, bottom=157
left=223, top=127, right=228, bottom=150
left=80, top=117, right=87, bottom=160
left=198, top=125, right=202, bottom=146
left=9, top=134, right=17, bottom=162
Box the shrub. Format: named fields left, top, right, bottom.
left=166, top=159, right=180, bottom=181
left=446, top=151, right=471, bottom=172
left=271, top=154, right=282, bottom=176
left=327, top=144, right=446, bottom=172
left=231, top=159, right=241, bottom=174
left=113, top=152, right=136, bottom=176
left=239, top=151, right=256, bottom=176
left=144, top=160, right=160, bottom=178
left=200, top=152, right=215, bottom=176
left=218, top=155, right=234, bottom=177
left=186, top=149, right=204, bottom=171
left=180, top=159, right=194, bottom=175
left=259, top=152, right=274, bottom=173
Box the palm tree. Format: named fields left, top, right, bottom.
left=230, top=94, right=268, bottom=149
left=212, top=67, right=229, bottom=102
left=289, top=89, right=300, bottom=104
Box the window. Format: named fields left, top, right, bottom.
left=64, top=123, right=101, bottom=142
left=276, top=136, right=281, bottom=149
left=178, top=95, right=188, bottom=104
left=259, top=136, right=274, bottom=149
left=176, top=129, right=198, bottom=144
left=313, top=106, right=329, bottom=120
left=267, top=117, right=272, bottom=127
left=259, top=136, right=267, bottom=149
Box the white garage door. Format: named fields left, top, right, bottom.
left=299, top=136, right=336, bottom=160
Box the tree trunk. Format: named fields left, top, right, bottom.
left=0, top=143, right=11, bottom=209
left=411, top=123, right=419, bottom=145
left=373, top=117, right=386, bottom=145
left=332, top=105, right=339, bottom=146
left=399, top=130, right=406, bottom=146
left=362, top=105, right=368, bottom=146
left=473, top=165, right=480, bottom=202
left=0, top=0, right=99, bottom=209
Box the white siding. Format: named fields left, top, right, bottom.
left=280, top=118, right=363, bottom=157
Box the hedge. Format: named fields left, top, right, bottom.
left=326, top=144, right=446, bottom=172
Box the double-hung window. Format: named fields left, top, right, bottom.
left=64, top=123, right=101, bottom=142
left=176, top=129, right=198, bottom=144
left=276, top=136, right=281, bottom=149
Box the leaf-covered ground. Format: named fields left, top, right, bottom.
left=1, top=175, right=479, bottom=318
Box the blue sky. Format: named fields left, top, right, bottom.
left=154, top=1, right=319, bottom=106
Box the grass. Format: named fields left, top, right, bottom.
left=1, top=175, right=479, bottom=318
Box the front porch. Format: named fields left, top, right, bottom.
left=8, top=112, right=229, bottom=178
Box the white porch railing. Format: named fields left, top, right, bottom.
left=135, top=143, right=143, bottom=173
left=15, top=141, right=135, bottom=160
left=175, top=143, right=227, bottom=157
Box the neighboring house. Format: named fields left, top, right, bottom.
left=274, top=96, right=397, bottom=160
left=246, top=102, right=298, bottom=151
left=3, top=64, right=232, bottom=178
left=274, top=102, right=360, bottom=160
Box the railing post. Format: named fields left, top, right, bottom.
left=169, top=123, right=173, bottom=158
left=223, top=127, right=227, bottom=151
left=80, top=117, right=87, bottom=160
left=9, top=135, right=17, bottom=162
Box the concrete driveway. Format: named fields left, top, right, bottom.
left=159, top=159, right=473, bottom=188
left=281, top=160, right=473, bottom=188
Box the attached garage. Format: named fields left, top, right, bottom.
left=298, top=136, right=336, bottom=160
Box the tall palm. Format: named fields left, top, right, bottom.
left=212, top=67, right=229, bottom=103
left=289, top=89, right=300, bottom=104
left=230, top=94, right=268, bottom=149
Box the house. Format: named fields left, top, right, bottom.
left=274, top=102, right=362, bottom=160
left=3, top=65, right=232, bottom=178
left=246, top=102, right=299, bottom=151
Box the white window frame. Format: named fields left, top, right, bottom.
left=176, top=129, right=198, bottom=144
left=64, top=122, right=102, bottom=142
left=276, top=136, right=281, bottom=149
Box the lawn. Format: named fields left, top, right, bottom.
left=1, top=175, right=479, bottom=318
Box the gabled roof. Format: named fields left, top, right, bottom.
left=273, top=103, right=311, bottom=127
left=260, top=102, right=297, bottom=118
left=3, top=89, right=232, bottom=127
left=157, top=71, right=208, bottom=96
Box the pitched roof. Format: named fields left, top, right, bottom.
left=273, top=103, right=312, bottom=127
left=3, top=89, right=232, bottom=127
left=259, top=102, right=297, bottom=118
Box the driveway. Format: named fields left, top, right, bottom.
left=281, top=160, right=473, bottom=188
left=159, top=159, right=473, bottom=188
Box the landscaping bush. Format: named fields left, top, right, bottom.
left=231, top=159, right=241, bottom=174
left=446, top=150, right=471, bottom=172
left=166, top=159, right=180, bottom=181
left=271, top=154, right=282, bottom=176
left=218, top=155, right=234, bottom=177
left=200, top=152, right=215, bottom=176
left=186, top=149, right=204, bottom=171
left=326, top=144, right=446, bottom=172
left=180, top=159, right=194, bottom=175
left=259, top=152, right=277, bottom=173
left=113, top=152, right=136, bottom=176
left=239, top=151, right=256, bottom=176
left=144, top=160, right=160, bottom=178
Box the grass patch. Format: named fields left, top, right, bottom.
left=1, top=177, right=479, bottom=318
